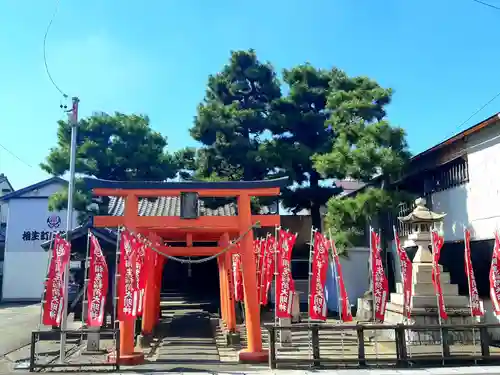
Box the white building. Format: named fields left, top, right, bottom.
left=0, top=177, right=77, bottom=301
left=393, top=112, right=500, bottom=243
left=0, top=173, right=14, bottom=225
left=0, top=173, right=14, bottom=284
left=429, top=115, right=500, bottom=241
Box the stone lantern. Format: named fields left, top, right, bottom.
left=384, top=197, right=473, bottom=344
left=398, top=197, right=446, bottom=264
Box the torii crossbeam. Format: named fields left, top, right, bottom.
left=85, top=177, right=288, bottom=364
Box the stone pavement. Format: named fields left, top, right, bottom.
left=0, top=302, right=40, bottom=356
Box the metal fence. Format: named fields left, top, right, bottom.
left=266, top=323, right=500, bottom=369
left=29, top=328, right=120, bottom=372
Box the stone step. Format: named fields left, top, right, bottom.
left=396, top=282, right=458, bottom=296
left=413, top=263, right=443, bottom=272
left=413, top=270, right=450, bottom=284
left=390, top=293, right=470, bottom=308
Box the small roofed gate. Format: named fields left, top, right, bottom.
left=85, top=177, right=288, bottom=364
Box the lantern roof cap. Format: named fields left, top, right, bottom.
left=398, top=197, right=446, bottom=223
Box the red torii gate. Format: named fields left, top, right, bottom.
left=85, top=177, right=288, bottom=364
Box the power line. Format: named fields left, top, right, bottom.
left=471, top=0, right=500, bottom=10
left=43, top=0, right=68, bottom=98
left=0, top=143, right=34, bottom=169
left=456, top=91, right=500, bottom=131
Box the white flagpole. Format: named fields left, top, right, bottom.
left=112, top=227, right=122, bottom=330
left=81, top=230, right=91, bottom=338
left=463, top=226, right=478, bottom=362
left=369, top=226, right=375, bottom=323
left=431, top=227, right=445, bottom=359
left=274, top=226, right=280, bottom=329
left=328, top=229, right=345, bottom=357
left=393, top=225, right=413, bottom=358
left=307, top=227, right=316, bottom=362
left=36, top=235, right=56, bottom=360
left=370, top=227, right=380, bottom=360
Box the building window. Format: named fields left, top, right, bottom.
left=423, top=157, right=469, bottom=195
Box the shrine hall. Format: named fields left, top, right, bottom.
left=83, top=176, right=289, bottom=364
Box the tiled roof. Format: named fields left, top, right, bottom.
left=107, top=196, right=238, bottom=217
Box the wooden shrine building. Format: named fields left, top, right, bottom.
left=84, top=177, right=289, bottom=364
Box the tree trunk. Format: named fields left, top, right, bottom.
left=310, top=171, right=322, bottom=231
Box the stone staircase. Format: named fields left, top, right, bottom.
left=154, top=291, right=221, bottom=364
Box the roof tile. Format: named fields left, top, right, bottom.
left=108, top=196, right=237, bottom=217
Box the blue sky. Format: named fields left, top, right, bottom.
left=1, top=0, right=499, bottom=190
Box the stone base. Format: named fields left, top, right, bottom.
left=356, top=296, right=373, bottom=321
left=238, top=349, right=269, bottom=363
left=225, top=331, right=241, bottom=346
left=106, top=351, right=145, bottom=365
left=137, top=333, right=154, bottom=348
left=384, top=302, right=479, bottom=344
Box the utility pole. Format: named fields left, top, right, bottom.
left=59, top=96, right=79, bottom=363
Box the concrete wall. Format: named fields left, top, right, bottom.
left=270, top=247, right=370, bottom=311
left=325, top=247, right=370, bottom=311
left=2, top=181, right=78, bottom=301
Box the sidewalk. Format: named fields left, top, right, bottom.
left=0, top=302, right=40, bottom=356
left=0, top=302, right=41, bottom=373
left=113, top=367, right=500, bottom=374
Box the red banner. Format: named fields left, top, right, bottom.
left=370, top=229, right=389, bottom=322
left=490, top=231, right=500, bottom=315
left=464, top=229, right=484, bottom=317
left=331, top=239, right=353, bottom=322
left=261, top=236, right=276, bottom=305
left=232, top=250, right=244, bottom=302
left=118, top=230, right=137, bottom=321
left=431, top=230, right=448, bottom=320
left=309, top=231, right=329, bottom=321
left=86, top=233, right=109, bottom=327
left=133, top=238, right=146, bottom=317
left=254, top=239, right=263, bottom=299
left=275, top=229, right=297, bottom=318
left=42, top=234, right=71, bottom=326
left=393, top=227, right=413, bottom=319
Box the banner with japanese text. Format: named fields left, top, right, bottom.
left=275, top=229, right=297, bottom=318
left=86, top=233, right=109, bottom=327
left=489, top=231, right=500, bottom=315
left=42, top=234, right=71, bottom=326
left=254, top=239, right=264, bottom=300
left=370, top=229, right=389, bottom=322
left=393, top=226, right=413, bottom=319
left=232, top=250, right=244, bottom=302
left=431, top=230, right=448, bottom=321
left=464, top=229, right=484, bottom=317
left=309, top=231, right=329, bottom=321
left=331, top=239, right=352, bottom=322
left=261, top=236, right=276, bottom=306
left=132, top=238, right=146, bottom=317
left=118, top=230, right=137, bottom=321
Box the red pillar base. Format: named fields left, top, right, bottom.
left=107, top=351, right=145, bottom=365
left=238, top=348, right=269, bottom=363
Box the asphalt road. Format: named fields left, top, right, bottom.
left=0, top=302, right=40, bottom=356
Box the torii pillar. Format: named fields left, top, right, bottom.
left=237, top=193, right=267, bottom=362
